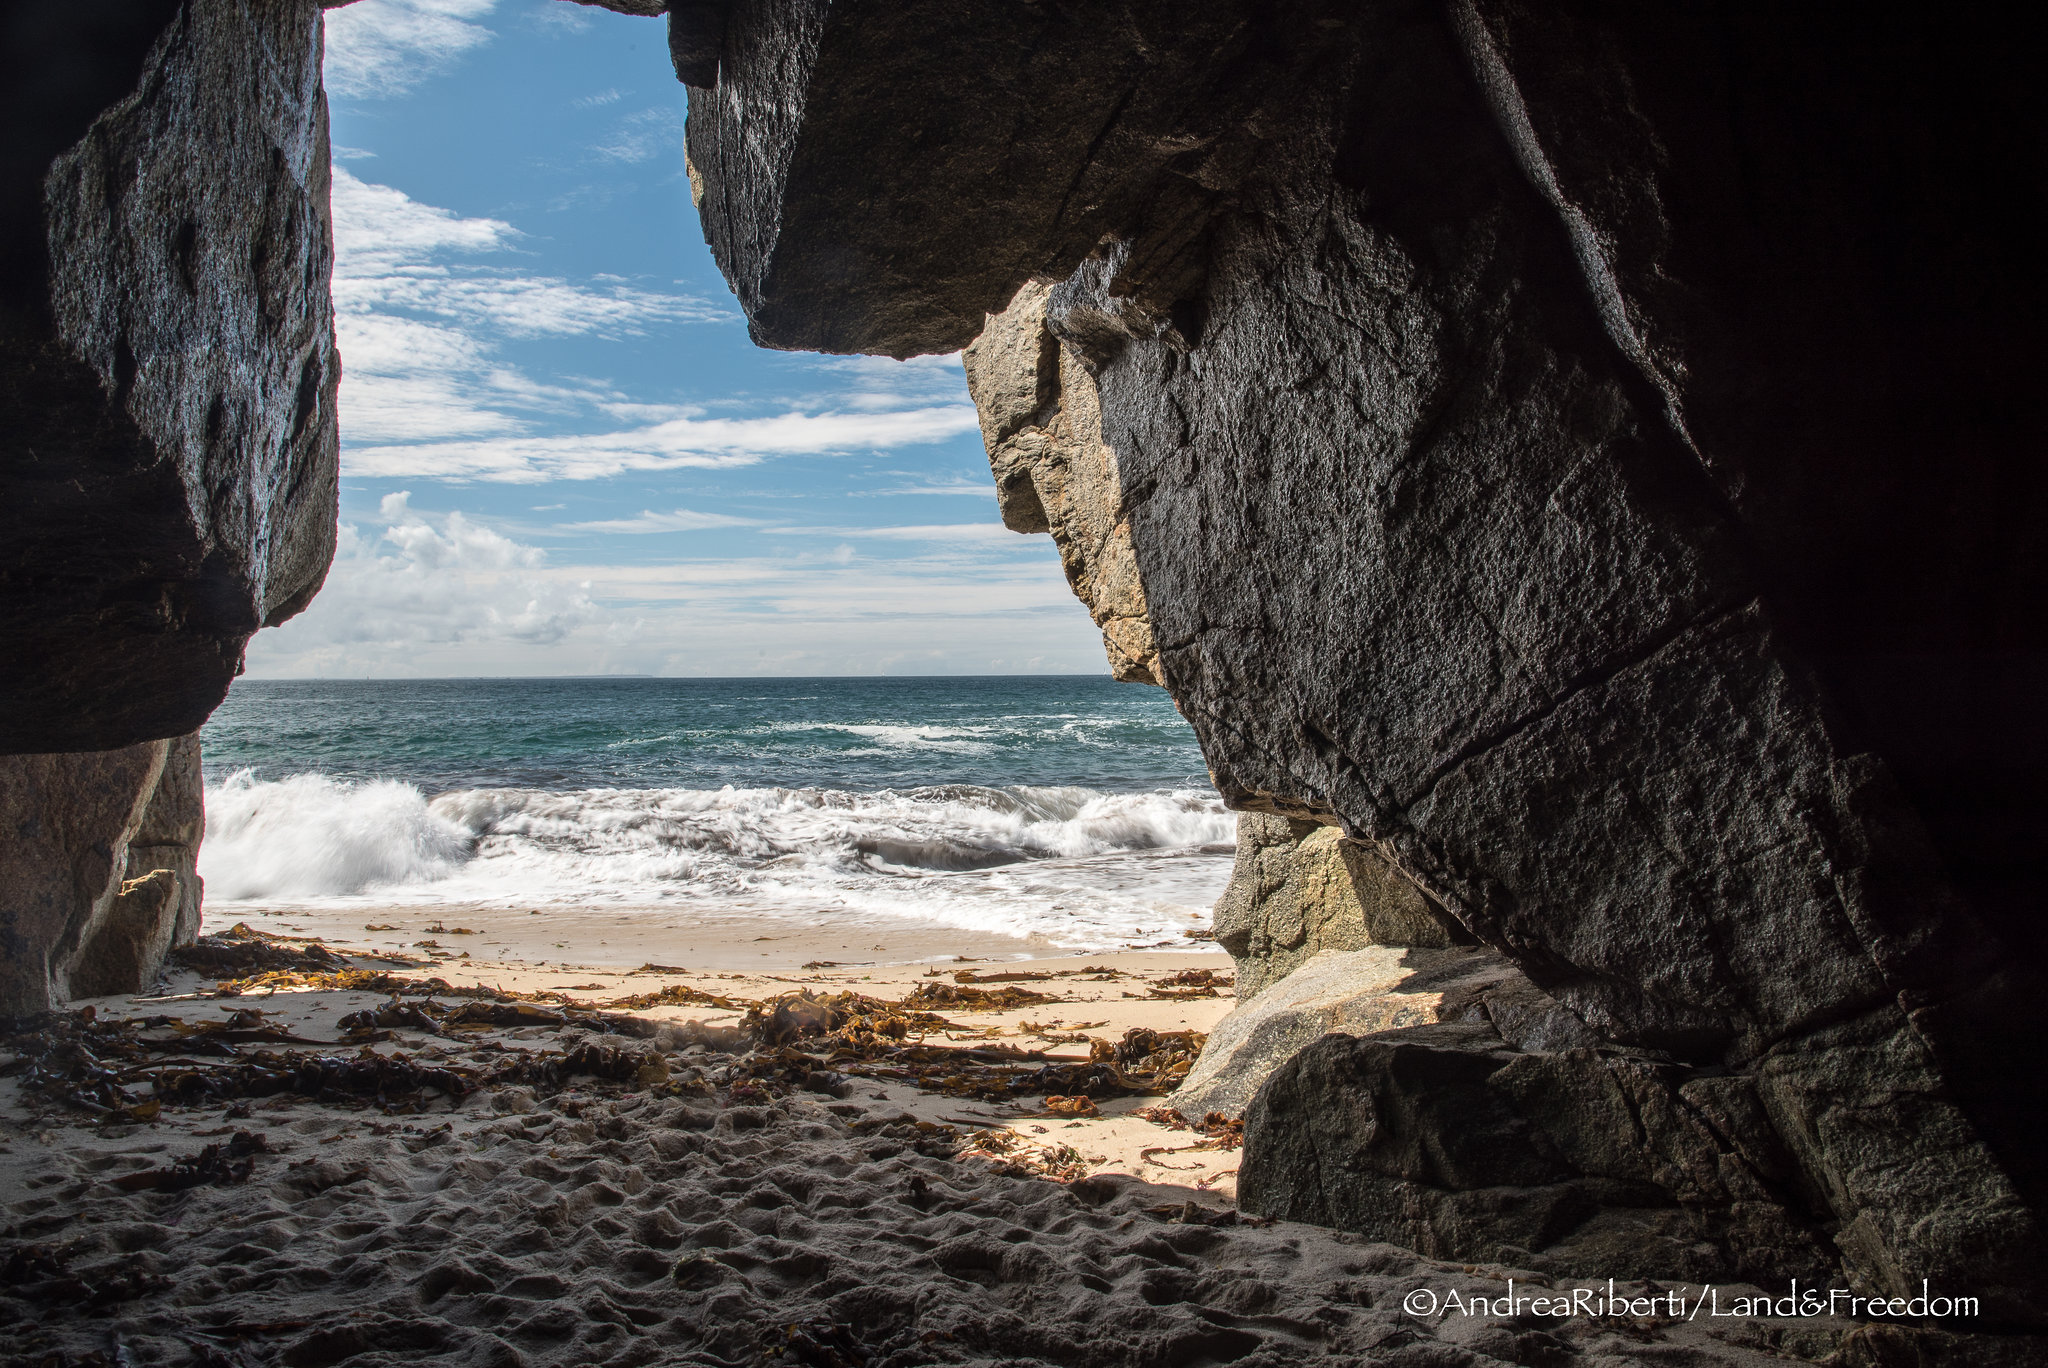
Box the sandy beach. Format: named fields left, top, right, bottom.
left=220, top=898, right=1229, bottom=978
left=0, top=921, right=1909, bottom=1367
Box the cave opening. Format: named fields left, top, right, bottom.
left=5, top=0, right=2048, bottom=1361
left=187, top=0, right=1241, bottom=1012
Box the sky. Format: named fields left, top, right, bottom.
left=241, top=0, right=1110, bottom=679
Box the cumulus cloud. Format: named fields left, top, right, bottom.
left=245, top=494, right=608, bottom=675
left=243, top=499, right=1112, bottom=678
left=514, top=548, right=1112, bottom=675
left=322, top=0, right=499, bottom=101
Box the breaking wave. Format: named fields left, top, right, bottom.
left=197, top=773, right=1237, bottom=949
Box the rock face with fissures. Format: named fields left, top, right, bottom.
left=680, top=0, right=2048, bottom=1320
left=0, top=0, right=340, bottom=754
left=1210, top=813, right=1468, bottom=1000
left=0, top=734, right=203, bottom=1015
left=962, top=281, right=1160, bottom=685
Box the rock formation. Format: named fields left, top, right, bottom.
left=0, top=735, right=204, bottom=1015
left=0, top=0, right=341, bottom=754
left=62, top=731, right=208, bottom=999
left=120, top=731, right=206, bottom=950
left=1171, top=944, right=1498, bottom=1118
left=1211, top=812, right=1467, bottom=999
left=961, top=282, right=1159, bottom=684
left=679, top=0, right=2048, bottom=1321
left=1244, top=1016, right=1847, bottom=1288
left=5, top=0, right=2044, bottom=1330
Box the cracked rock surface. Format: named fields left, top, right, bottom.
left=0, top=0, right=340, bottom=753
left=681, top=0, right=2048, bottom=1316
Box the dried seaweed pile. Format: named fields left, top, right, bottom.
left=958, top=1126, right=1095, bottom=1182
left=1144, top=967, right=1234, bottom=998
left=0, top=1001, right=672, bottom=1120
left=724, top=991, right=1205, bottom=1103
left=1130, top=1097, right=1236, bottom=1146
left=899, top=980, right=1055, bottom=1011
left=168, top=923, right=349, bottom=977
left=2, top=984, right=1209, bottom=1130
left=13, top=927, right=1219, bottom=1162
left=176, top=926, right=750, bottom=1016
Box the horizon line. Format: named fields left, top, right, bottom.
left=230, top=671, right=1131, bottom=683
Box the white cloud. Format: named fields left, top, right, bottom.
left=527, top=1, right=592, bottom=32
left=767, top=522, right=1017, bottom=544
left=245, top=503, right=1115, bottom=678
left=575, top=88, right=626, bottom=108
left=595, top=107, right=685, bottom=164
left=328, top=167, right=739, bottom=455
left=864, top=478, right=999, bottom=498
left=246, top=495, right=608, bottom=675
left=330, top=169, right=722, bottom=337
left=805, top=351, right=977, bottom=413
left=322, top=0, right=499, bottom=101
left=346, top=403, right=982, bottom=482
left=564, top=508, right=765, bottom=533
left=329, top=170, right=516, bottom=270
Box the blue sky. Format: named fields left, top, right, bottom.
left=242, top=0, right=1109, bottom=678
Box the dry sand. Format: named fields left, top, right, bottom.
left=0, top=921, right=1907, bottom=1366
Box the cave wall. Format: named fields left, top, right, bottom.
left=4, top=0, right=2042, bottom=1319
left=0, top=0, right=332, bottom=1007
left=2, top=740, right=158, bottom=1014
left=680, top=0, right=2048, bottom=1315
left=0, top=732, right=204, bottom=1015
left=961, top=281, right=1160, bottom=685
left=1210, top=812, right=1466, bottom=1000
left=0, top=0, right=341, bottom=754
left=120, top=730, right=205, bottom=951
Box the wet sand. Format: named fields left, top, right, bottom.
left=226, top=897, right=1225, bottom=974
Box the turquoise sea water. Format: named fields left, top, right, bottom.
left=198, top=677, right=1235, bottom=950
left=202, top=676, right=1212, bottom=794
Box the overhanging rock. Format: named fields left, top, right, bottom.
left=678, top=0, right=2048, bottom=1308
left=0, top=0, right=340, bottom=753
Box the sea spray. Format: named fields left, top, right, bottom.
left=197, top=676, right=1235, bottom=950
left=197, top=776, right=1235, bottom=949
left=200, top=771, right=471, bottom=900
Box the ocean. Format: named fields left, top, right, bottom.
left=197, top=677, right=1237, bottom=953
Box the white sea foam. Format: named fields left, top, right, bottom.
left=774, top=722, right=999, bottom=755
left=200, top=771, right=472, bottom=900
left=198, top=774, right=1238, bottom=949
